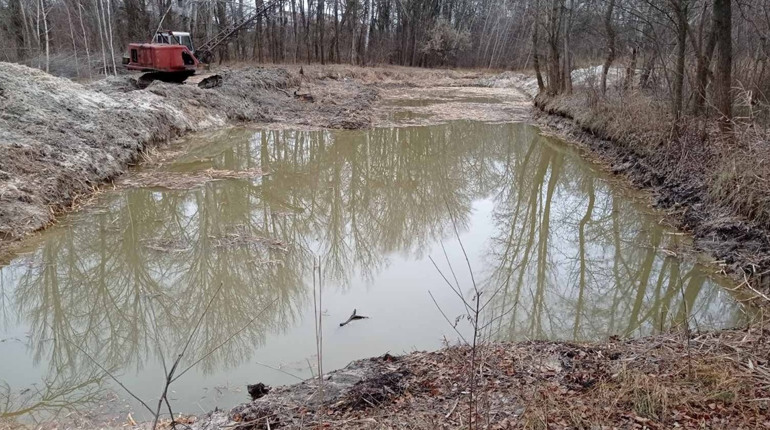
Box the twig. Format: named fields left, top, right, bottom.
left=428, top=290, right=469, bottom=344
left=172, top=297, right=280, bottom=383
left=445, top=398, right=460, bottom=419
left=50, top=325, right=155, bottom=416
left=255, top=361, right=305, bottom=381
left=154, top=282, right=225, bottom=429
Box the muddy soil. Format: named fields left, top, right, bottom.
left=374, top=86, right=530, bottom=126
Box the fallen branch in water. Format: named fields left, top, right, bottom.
left=339, top=309, right=369, bottom=327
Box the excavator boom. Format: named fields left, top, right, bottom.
left=194, top=0, right=280, bottom=63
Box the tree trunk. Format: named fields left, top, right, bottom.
left=532, top=0, right=545, bottom=92
left=713, top=0, right=732, bottom=130
left=563, top=0, right=574, bottom=94
left=624, top=47, right=637, bottom=90
left=693, top=28, right=716, bottom=114
left=216, top=0, right=228, bottom=62
left=8, top=0, right=27, bottom=61
left=41, top=0, right=49, bottom=72
left=601, top=0, right=616, bottom=95
left=317, top=0, right=325, bottom=64
left=673, top=0, right=687, bottom=121
left=105, top=0, right=117, bottom=75
left=64, top=2, right=80, bottom=77
left=94, top=0, right=108, bottom=74
left=640, top=53, right=654, bottom=89
left=77, top=0, right=92, bottom=78
left=331, top=0, right=339, bottom=62
left=291, top=0, right=299, bottom=62
left=257, top=2, right=264, bottom=62
left=237, top=0, right=244, bottom=59
left=363, top=0, right=372, bottom=65
left=546, top=0, right=563, bottom=95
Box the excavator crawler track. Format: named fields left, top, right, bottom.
left=135, top=70, right=222, bottom=89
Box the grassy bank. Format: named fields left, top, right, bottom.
left=534, top=90, right=770, bottom=299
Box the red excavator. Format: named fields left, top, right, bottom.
left=124, top=0, right=277, bottom=88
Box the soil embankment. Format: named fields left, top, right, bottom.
left=0, top=63, right=376, bottom=248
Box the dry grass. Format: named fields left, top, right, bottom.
left=117, top=168, right=267, bottom=190
left=536, top=90, right=770, bottom=226
left=226, top=62, right=494, bottom=87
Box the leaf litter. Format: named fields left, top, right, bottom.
left=172, top=326, right=770, bottom=429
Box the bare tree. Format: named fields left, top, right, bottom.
left=601, top=0, right=616, bottom=95
left=713, top=0, right=732, bottom=129
left=672, top=0, right=688, bottom=121
left=533, top=0, right=546, bottom=92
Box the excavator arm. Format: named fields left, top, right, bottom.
left=194, top=0, right=281, bottom=63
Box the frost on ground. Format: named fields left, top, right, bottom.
left=476, top=66, right=632, bottom=99
left=0, top=63, right=376, bottom=244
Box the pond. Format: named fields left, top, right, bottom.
left=0, top=121, right=753, bottom=426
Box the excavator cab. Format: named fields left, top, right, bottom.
left=154, top=31, right=195, bottom=54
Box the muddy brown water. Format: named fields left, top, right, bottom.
left=0, top=120, right=756, bottom=425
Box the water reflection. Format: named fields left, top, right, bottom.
left=482, top=127, right=748, bottom=341
left=0, top=122, right=750, bottom=424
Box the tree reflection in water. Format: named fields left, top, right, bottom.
left=0, top=122, right=750, bottom=424
left=482, top=126, right=751, bottom=341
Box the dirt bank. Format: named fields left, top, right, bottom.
left=533, top=93, right=770, bottom=299
left=0, top=63, right=377, bottom=248
left=133, top=326, right=768, bottom=429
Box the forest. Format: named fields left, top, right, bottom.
left=0, top=0, right=766, bottom=103
left=4, top=0, right=770, bottom=427
left=2, top=0, right=769, bottom=126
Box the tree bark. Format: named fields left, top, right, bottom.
left=317, top=0, right=325, bottom=64
left=8, top=0, right=27, bottom=60
left=672, top=0, right=687, bottom=121
left=601, top=0, right=616, bottom=95
left=41, top=0, right=49, bottom=72
left=563, top=0, right=574, bottom=94
left=64, top=2, right=80, bottom=77
left=363, top=0, right=372, bottom=65
left=105, top=0, right=117, bottom=75
left=331, top=0, right=339, bottom=62
left=693, top=27, right=716, bottom=114
left=713, top=0, right=732, bottom=130
left=624, top=47, right=637, bottom=90
left=532, top=0, right=545, bottom=92
left=77, top=0, right=92, bottom=78
left=546, top=0, right=564, bottom=95
left=291, top=0, right=299, bottom=61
